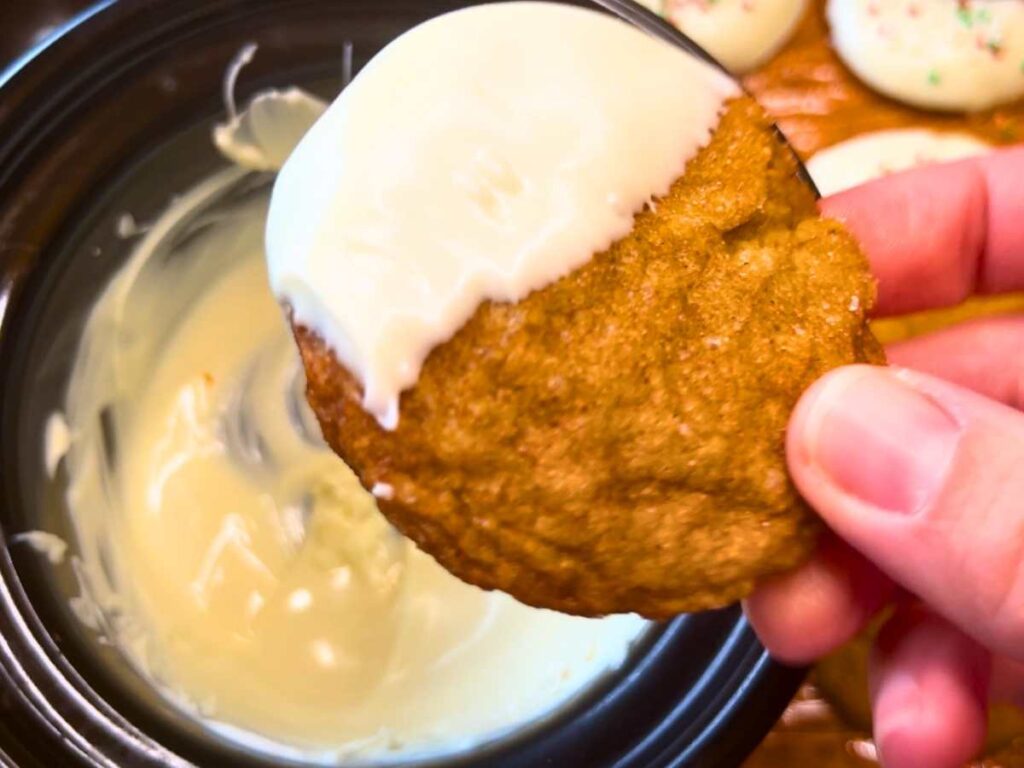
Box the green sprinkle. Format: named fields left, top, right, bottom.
left=927, top=69, right=942, bottom=86
left=956, top=6, right=973, bottom=27
left=977, top=8, right=992, bottom=23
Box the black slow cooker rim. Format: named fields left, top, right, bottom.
left=0, top=2, right=807, bottom=766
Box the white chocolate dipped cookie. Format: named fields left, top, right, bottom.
left=641, top=0, right=808, bottom=73
left=828, top=0, right=1024, bottom=112
left=807, top=127, right=991, bottom=195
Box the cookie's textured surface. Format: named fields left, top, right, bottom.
left=297, top=96, right=883, bottom=618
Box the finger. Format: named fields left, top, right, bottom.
left=787, top=364, right=1024, bottom=660
left=870, top=606, right=989, bottom=768
left=886, top=315, right=1024, bottom=410
left=744, top=534, right=893, bottom=664
left=754, top=317, right=1024, bottom=666
left=820, top=146, right=1024, bottom=316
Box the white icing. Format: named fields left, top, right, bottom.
left=266, top=1, right=738, bottom=428
left=827, top=0, right=1024, bottom=112
left=807, top=128, right=991, bottom=196
left=656, top=0, right=808, bottom=73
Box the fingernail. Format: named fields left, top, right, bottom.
left=796, top=367, right=962, bottom=515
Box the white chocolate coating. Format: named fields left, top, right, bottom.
left=650, top=0, right=808, bottom=74
left=807, top=128, right=991, bottom=196
left=266, top=2, right=738, bottom=428
left=827, top=0, right=1024, bottom=112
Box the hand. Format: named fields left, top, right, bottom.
left=745, top=146, right=1024, bottom=768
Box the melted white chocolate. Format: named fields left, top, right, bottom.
left=213, top=87, right=327, bottom=171
left=54, top=127, right=647, bottom=762
left=266, top=1, right=738, bottom=428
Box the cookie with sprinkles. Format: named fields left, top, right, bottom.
left=827, top=0, right=1024, bottom=112
left=645, top=0, right=808, bottom=73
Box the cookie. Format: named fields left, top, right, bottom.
left=296, top=97, right=883, bottom=618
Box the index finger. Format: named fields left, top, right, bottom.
left=820, top=145, right=1024, bottom=317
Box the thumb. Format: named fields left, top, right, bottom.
left=787, top=364, right=1024, bottom=661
